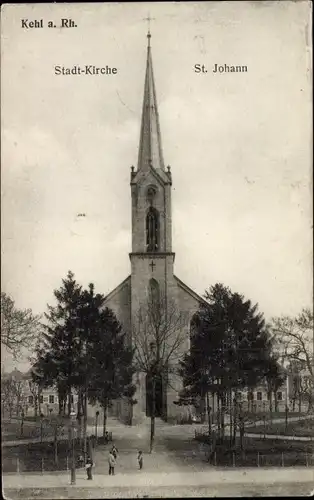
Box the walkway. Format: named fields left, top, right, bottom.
left=246, top=414, right=313, bottom=429
left=3, top=467, right=314, bottom=490
left=243, top=432, right=313, bottom=442
left=3, top=414, right=314, bottom=447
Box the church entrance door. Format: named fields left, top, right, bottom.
left=146, top=374, right=164, bottom=418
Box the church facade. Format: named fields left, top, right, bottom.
left=104, top=33, right=205, bottom=424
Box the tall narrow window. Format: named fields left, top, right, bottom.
left=149, top=278, right=160, bottom=305
left=190, top=314, right=199, bottom=341
left=146, top=207, right=159, bottom=252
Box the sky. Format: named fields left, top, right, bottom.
left=1, top=1, right=312, bottom=371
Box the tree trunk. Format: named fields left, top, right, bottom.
left=83, top=389, right=87, bottom=457
left=232, top=395, right=237, bottom=446
left=269, top=392, right=273, bottom=417
left=77, top=388, right=82, bottom=419
left=221, top=393, right=225, bottom=439
left=34, top=395, right=38, bottom=418
left=150, top=376, right=156, bottom=453
left=102, top=402, right=108, bottom=436
left=274, top=392, right=278, bottom=412
left=307, top=395, right=312, bottom=413
left=206, top=392, right=211, bottom=436
left=38, top=390, right=42, bottom=415
left=249, top=390, right=254, bottom=413
left=16, top=395, right=20, bottom=416
left=212, top=391, right=215, bottom=426
left=77, top=388, right=82, bottom=445
left=229, top=389, right=233, bottom=448
left=58, top=397, right=62, bottom=415
left=240, top=420, right=244, bottom=452
left=54, top=424, right=58, bottom=465
left=67, top=389, right=72, bottom=416
left=217, top=394, right=220, bottom=436
left=80, top=390, right=85, bottom=441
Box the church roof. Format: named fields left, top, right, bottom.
left=137, top=31, right=165, bottom=174
left=103, top=275, right=131, bottom=303
left=174, top=275, right=209, bottom=307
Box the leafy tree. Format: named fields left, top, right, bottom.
left=1, top=292, right=41, bottom=359
left=71, top=283, right=135, bottom=447
left=31, top=271, right=136, bottom=453
left=177, top=283, right=281, bottom=444
left=264, top=357, right=286, bottom=415
left=132, top=287, right=188, bottom=452
left=87, top=306, right=136, bottom=436
left=31, top=271, right=84, bottom=417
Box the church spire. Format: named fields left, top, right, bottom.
left=137, top=30, right=165, bottom=172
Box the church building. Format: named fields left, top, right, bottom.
left=104, top=31, right=205, bottom=424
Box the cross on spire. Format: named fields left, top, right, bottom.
left=137, top=14, right=165, bottom=172
left=143, top=14, right=156, bottom=45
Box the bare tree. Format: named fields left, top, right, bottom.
left=1, top=292, right=42, bottom=359
left=271, top=308, right=313, bottom=376
left=2, top=377, right=17, bottom=419
left=132, top=289, right=189, bottom=452
left=1, top=372, right=26, bottom=419
left=28, top=379, right=41, bottom=418
left=271, top=308, right=313, bottom=412
left=13, top=378, right=25, bottom=416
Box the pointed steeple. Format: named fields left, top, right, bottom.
left=137, top=31, right=165, bottom=172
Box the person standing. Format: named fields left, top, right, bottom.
left=111, top=444, right=118, bottom=460
left=137, top=450, right=143, bottom=470
left=108, top=450, right=116, bottom=475
left=78, top=453, right=84, bottom=468
left=85, top=455, right=93, bottom=480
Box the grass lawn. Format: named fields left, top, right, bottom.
left=194, top=435, right=314, bottom=467
left=1, top=414, right=97, bottom=443
left=245, top=418, right=314, bottom=437
left=2, top=436, right=96, bottom=473
left=2, top=418, right=70, bottom=442
left=241, top=411, right=307, bottom=424
left=3, top=433, right=314, bottom=473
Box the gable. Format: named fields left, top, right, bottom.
left=104, top=276, right=131, bottom=337
left=131, top=164, right=169, bottom=187
left=104, top=275, right=131, bottom=303
left=174, top=275, right=208, bottom=308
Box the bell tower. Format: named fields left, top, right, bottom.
left=104, top=28, right=205, bottom=425
left=129, top=30, right=175, bottom=315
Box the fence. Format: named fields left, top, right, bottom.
left=201, top=449, right=314, bottom=468
left=194, top=429, right=314, bottom=468
left=3, top=431, right=114, bottom=474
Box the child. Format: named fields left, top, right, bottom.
left=78, top=453, right=84, bottom=468
left=111, top=444, right=118, bottom=459
left=108, top=450, right=116, bottom=475
left=85, top=455, right=93, bottom=480
left=137, top=450, right=143, bottom=470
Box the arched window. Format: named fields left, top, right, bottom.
left=146, top=207, right=159, bottom=252
left=190, top=314, right=199, bottom=348
left=146, top=186, right=157, bottom=204
left=149, top=278, right=160, bottom=305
